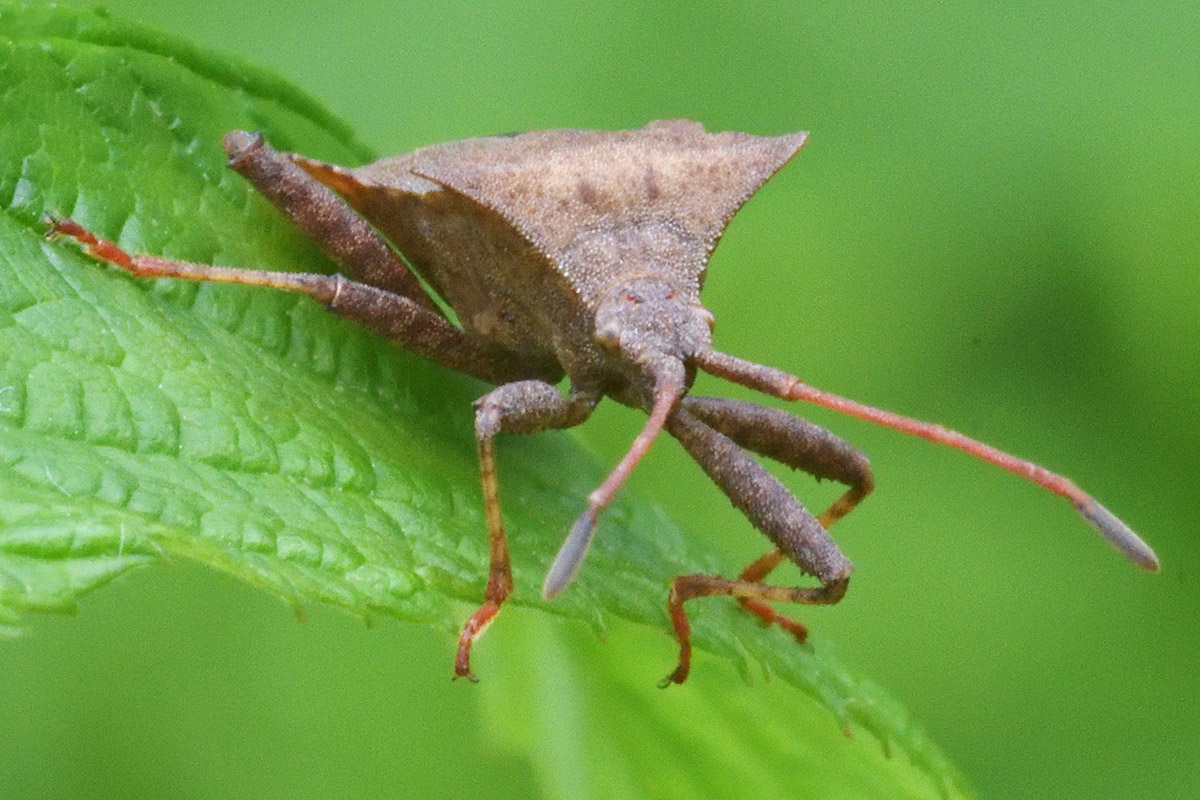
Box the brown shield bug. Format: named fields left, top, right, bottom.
left=47, top=120, right=1159, bottom=685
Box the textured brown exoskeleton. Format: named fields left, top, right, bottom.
left=47, top=120, right=1159, bottom=685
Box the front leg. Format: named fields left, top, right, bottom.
left=661, top=407, right=854, bottom=685
left=456, top=381, right=597, bottom=681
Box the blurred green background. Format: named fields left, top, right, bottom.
left=2, top=1, right=1197, bottom=798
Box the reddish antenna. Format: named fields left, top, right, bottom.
left=544, top=383, right=682, bottom=598
left=697, top=350, right=1160, bottom=571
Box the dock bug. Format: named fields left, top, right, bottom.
left=48, top=120, right=1159, bottom=684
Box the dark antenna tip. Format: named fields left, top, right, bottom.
left=1076, top=500, right=1160, bottom=572
left=543, top=509, right=598, bottom=599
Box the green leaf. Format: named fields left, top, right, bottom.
left=0, top=4, right=972, bottom=797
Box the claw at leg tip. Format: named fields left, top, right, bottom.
left=658, top=666, right=687, bottom=689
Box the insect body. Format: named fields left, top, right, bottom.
left=48, top=120, right=1159, bottom=684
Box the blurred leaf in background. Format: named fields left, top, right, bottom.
left=2, top=1, right=1197, bottom=799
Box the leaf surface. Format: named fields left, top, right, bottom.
left=0, top=4, right=971, bottom=797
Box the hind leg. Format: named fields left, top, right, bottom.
left=661, top=402, right=872, bottom=684
left=681, top=396, right=873, bottom=641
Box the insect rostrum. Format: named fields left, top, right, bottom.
left=47, top=120, right=1159, bottom=685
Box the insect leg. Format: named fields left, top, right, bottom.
left=661, top=573, right=847, bottom=687
left=222, top=130, right=441, bottom=313
left=681, top=396, right=873, bottom=638
left=45, top=218, right=538, bottom=385
left=660, top=406, right=853, bottom=686
left=457, top=381, right=597, bottom=681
